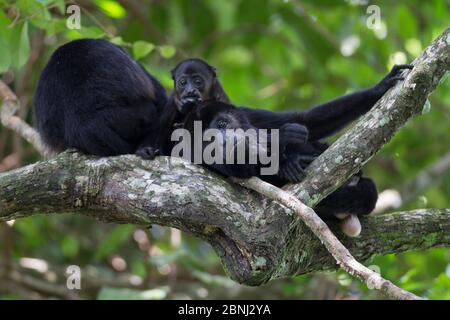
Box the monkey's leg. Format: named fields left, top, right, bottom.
left=314, top=177, right=378, bottom=220
left=68, top=120, right=136, bottom=157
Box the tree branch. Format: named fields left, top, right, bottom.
left=0, top=152, right=449, bottom=287
left=0, top=81, right=51, bottom=157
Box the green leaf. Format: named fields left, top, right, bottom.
left=0, top=37, right=11, bottom=73
left=66, top=26, right=105, bottom=40
left=17, top=0, right=52, bottom=27
left=158, top=45, right=176, bottom=59
left=132, top=41, right=155, bottom=60
left=94, top=0, right=126, bottom=19
left=110, top=36, right=125, bottom=46
left=0, top=11, right=12, bottom=73
left=10, top=22, right=30, bottom=70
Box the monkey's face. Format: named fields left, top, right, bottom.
left=210, top=112, right=240, bottom=131
left=207, top=111, right=262, bottom=160
left=172, top=60, right=216, bottom=113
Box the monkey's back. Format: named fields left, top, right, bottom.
left=34, top=39, right=166, bottom=155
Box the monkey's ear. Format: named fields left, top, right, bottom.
left=170, top=68, right=176, bottom=80
left=208, top=65, right=217, bottom=78
left=212, top=79, right=230, bottom=103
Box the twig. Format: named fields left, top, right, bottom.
left=235, top=176, right=422, bottom=300
left=8, top=270, right=81, bottom=300
left=375, top=151, right=450, bottom=213
left=0, top=80, right=52, bottom=157
left=401, top=151, right=450, bottom=204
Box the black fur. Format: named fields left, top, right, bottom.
left=314, top=172, right=378, bottom=220
left=181, top=101, right=300, bottom=181
left=34, top=38, right=167, bottom=158
left=158, top=59, right=230, bottom=155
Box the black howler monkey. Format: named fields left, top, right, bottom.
left=180, top=101, right=311, bottom=182
left=34, top=38, right=167, bottom=159
left=157, top=59, right=230, bottom=156
left=181, top=100, right=378, bottom=222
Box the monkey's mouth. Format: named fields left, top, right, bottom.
left=181, top=95, right=202, bottom=105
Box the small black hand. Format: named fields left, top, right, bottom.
left=280, top=123, right=309, bottom=147
left=374, top=64, right=413, bottom=94
left=180, top=101, right=196, bottom=114
left=278, top=157, right=306, bottom=183
left=136, top=146, right=161, bottom=160
left=278, top=152, right=318, bottom=183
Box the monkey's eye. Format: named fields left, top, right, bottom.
left=216, top=119, right=228, bottom=129
left=193, top=77, right=203, bottom=88
left=178, top=78, right=187, bottom=87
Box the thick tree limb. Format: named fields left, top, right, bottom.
left=0, top=152, right=449, bottom=288
left=0, top=28, right=449, bottom=298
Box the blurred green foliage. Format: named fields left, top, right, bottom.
left=0, top=0, right=449, bottom=299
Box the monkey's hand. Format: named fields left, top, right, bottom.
left=374, top=64, right=413, bottom=95
left=136, top=146, right=161, bottom=160
left=180, top=102, right=195, bottom=114
left=280, top=123, right=309, bottom=148
left=180, top=96, right=203, bottom=114
left=278, top=153, right=316, bottom=183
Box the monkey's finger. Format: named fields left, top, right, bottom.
left=285, top=133, right=309, bottom=146
left=389, top=64, right=413, bottom=76
left=283, top=163, right=298, bottom=182
left=286, top=129, right=309, bottom=138
left=287, top=162, right=303, bottom=182
left=136, top=147, right=160, bottom=160
left=389, top=76, right=405, bottom=81
left=297, top=154, right=316, bottom=162
left=386, top=76, right=405, bottom=87
left=290, top=162, right=305, bottom=182
left=278, top=168, right=289, bottom=180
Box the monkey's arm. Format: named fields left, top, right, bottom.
left=299, top=64, right=412, bottom=140
left=241, top=64, right=412, bottom=140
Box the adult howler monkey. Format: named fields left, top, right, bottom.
left=34, top=39, right=167, bottom=159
